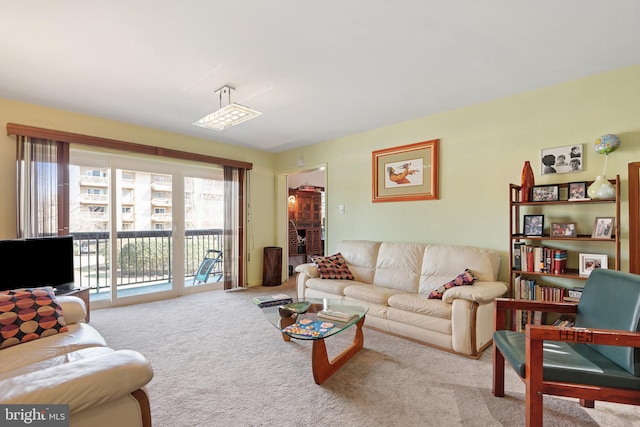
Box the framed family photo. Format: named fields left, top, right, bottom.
left=551, top=222, right=576, bottom=237
left=540, top=144, right=583, bottom=175
left=568, top=181, right=588, bottom=200
left=592, top=217, right=614, bottom=239
left=372, top=139, right=439, bottom=203
left=523, top=214, right=544, bottom=236
left=532, top=185, right=560, bottom=202
left=579, top=253, right=608, bottom=276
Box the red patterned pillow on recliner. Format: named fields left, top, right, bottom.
left=428, top=269, right=476, bottom=299
left=311, top=252, right=354, bottom=280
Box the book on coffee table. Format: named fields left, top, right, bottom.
left=316, top=309, right=357, bottom=323
left=282, top=318, right=336, bottom=338
left=252, top=293, right=293, bottom=308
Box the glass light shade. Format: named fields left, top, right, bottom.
left=193, top=103, right=262, bottom=131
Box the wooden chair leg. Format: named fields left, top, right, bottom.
left=580, top=399, right=595, bottom=408
left=526, top=336, right=544, bottom=427
left=493, top=344, right=505, bottom=397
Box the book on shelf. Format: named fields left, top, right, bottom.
left=252, top=293, right=293, bottom=308
left=568, top=286, right=584, bottom=299
left=513, top=275, right=567, bottom=332
left=513, top=242, right=524, bottom=271
left=316, top=309, right=358, bottom=323
left=552, top=316, right=575, bottom=328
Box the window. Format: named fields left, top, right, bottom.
left=154, top=223, right=164, bottom=230
left=122, top=206, right=132, bottom=214
left=154, top=208, right=166, bottom=214
left=87, top=188, right=106, bottom=195
left=122, top=171, right=135, bottom=180
left=89, top=206, right=105, bottom=213
left=87, top=170, right=106, bottom=177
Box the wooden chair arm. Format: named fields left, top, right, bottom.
left=526, top=324, right=640, bottom=347
left=494, top=298, right=578, bottom=331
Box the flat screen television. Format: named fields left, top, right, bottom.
left=0, top=236, right=75, bottom=293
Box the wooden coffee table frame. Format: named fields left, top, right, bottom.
left=280, top=316, right=365, bottom=385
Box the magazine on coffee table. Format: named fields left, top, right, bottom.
left=282, top=318, right=336, bottom=338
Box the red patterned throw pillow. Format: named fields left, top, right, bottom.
left=311, top=252, right=354, bottom=280
left=428, top=269, right=477, bottom=299
left=0, top=287, right=69, bottom=349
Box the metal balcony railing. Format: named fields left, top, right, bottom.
left=71, top=229, right=223, bottom=293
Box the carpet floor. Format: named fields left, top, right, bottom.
left=90, top=280, right=640, bottom=427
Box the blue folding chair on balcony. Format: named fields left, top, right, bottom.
left=193, top=249, right=223, bottom=285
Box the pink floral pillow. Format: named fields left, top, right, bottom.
left=311, top=253, right=354, bottom=280
left=428, top=269, right=476, bottom=299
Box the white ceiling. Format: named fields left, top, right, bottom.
left=1, top=1, right=639, bottom=153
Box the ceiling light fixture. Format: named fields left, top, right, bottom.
left=193, top=85, right=262, bottom=131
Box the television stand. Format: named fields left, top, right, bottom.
left=57, top=287, right=90, bottom=322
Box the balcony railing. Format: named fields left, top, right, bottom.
left=71, top=229, right=223, bottom=293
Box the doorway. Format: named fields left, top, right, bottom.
left=282, top=167, right=326, bottom=279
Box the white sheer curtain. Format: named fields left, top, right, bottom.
left=223, top=166, right=245, bottom=289
left=16, top=136, right=68, bottom=238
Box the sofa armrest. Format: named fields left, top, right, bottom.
left=442, top=281, right=509, bottom=304
left=295, top=263, right=319, bottom=278
left=0, top=349, right=154, bottom=414
left=295, top=263, right=319, bottom=299
left=57, top=295, right=87, bottom=325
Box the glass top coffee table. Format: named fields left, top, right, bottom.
left=260, top=298, right=368, bottom=385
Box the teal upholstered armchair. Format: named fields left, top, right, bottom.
left=493, top=268, right=640, bottom=427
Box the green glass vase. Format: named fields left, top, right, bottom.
left=587, top=176, right=615, bottom=200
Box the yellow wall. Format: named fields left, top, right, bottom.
left=276, top=65, right=640, bottom=281
left=0, top=98, right=277, bottom=285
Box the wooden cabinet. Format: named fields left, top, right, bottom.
left=288, top=189, right=323, bottom=257
left=509, top=175, right=620, bottom=289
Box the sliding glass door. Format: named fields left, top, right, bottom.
left=70, top=150, right=228, bottom=307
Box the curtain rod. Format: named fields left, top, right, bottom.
left=6, top=123, right=253, bottom=170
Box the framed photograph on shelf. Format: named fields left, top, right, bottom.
left=551, top=222, right=576, bottom=237
left=540, top=144, right=583, bottom=175
left=579, top=253, right=608, bottom=276
left=568, top=181, right=588, bottom=200
left=532, top=185, right=560, bottom=202
left=523, top=214, right=544, bottom=236
left=592, top=217, right=614, bottom=239
left=372, top=139, right=439, bottom=203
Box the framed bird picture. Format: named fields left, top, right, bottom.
left=372, top=139, right=439, bottom=202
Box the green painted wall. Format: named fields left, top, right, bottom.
left=275, top=65, right=640, bottom=281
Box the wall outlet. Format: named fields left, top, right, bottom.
left=338, top=204, right=345, bottom=214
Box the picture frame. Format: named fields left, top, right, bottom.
left=523, top=214, right=544, bottom=236
left=551, top=222, right=577, bottom=237
left=579, top=253, right=608, bottom=276
left=592, top=217, right=614, bottom=239
left=372, top=139, right=439, bottom=203
left=532, top=185, right=560, bottom=202
left=540, top=144, right=583, bottom=175
left=568, top=181, right=588, bottom=200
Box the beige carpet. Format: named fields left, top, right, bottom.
left=90, top=281, right=640, bottom=427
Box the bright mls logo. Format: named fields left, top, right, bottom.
left=1, top=405, right=69, bottom=426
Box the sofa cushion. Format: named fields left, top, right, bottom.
left=344, top=284, right=406, bottom=305
left=336, top=240, right=381, bottom=284
left=311, top=253, right=354, bottom=280
left=305, top=278, right=355, bottom=296
left=419, top=245, right=499, bottom=295
left=388, top=294, right=452, bottom=319
left=0, top=287, right=69, bottom=350
left=372, top=242, right=425, bottom=293
left=427, top=269, right=476, bottom=299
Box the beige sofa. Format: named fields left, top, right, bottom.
left=0, top=295, right=153, bottom=427
left=296, top=240, right=508, bottom=358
